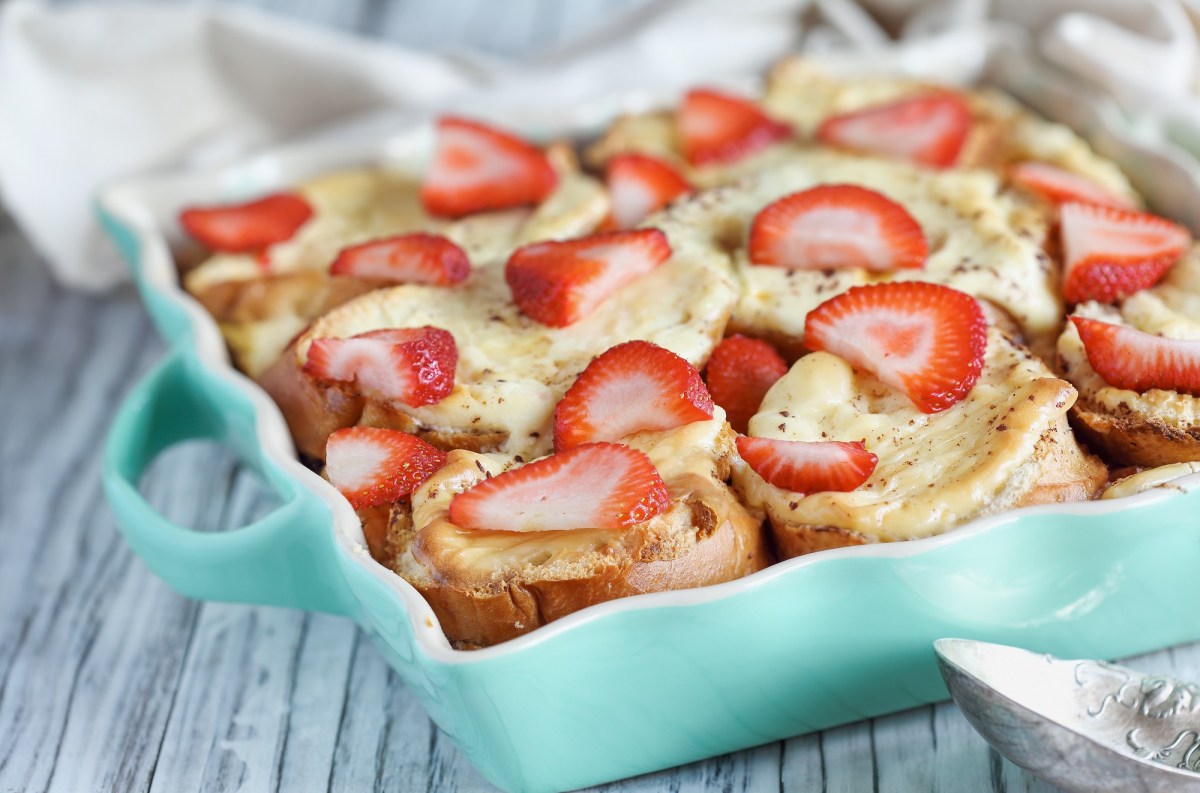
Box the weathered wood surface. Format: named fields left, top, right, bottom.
left=3, top=1, right=1198, bottom=791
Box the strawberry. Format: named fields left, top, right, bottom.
left=678, top=88, right=792, bottom=166
left=304, top=326, right=457, bottom=407
left=804, top=282, right=987, bottom=413
left=330, top=232, right=470, bottom=285
left=505, top=228, right=672, bottom=327
left=1061, top=202, right=1190, bottom=304
left=748, top=184, right=927, bottom=271
left=1071, top=316, right=1200, bottom=395
left=1010, top=162, right=1132, bottom=209
left=420, top=116, right=558, bottom=218
left=736, top=436, right=877, bottom=494
left=704, top=335, right=788, bottom=434
left=553, top=340, right=713, bottom=451
left=815, top=94, right=972, bottom=168
left=448, top=442, right=670, bottom=532
left=603, top=153, right=693, bottom=230
left=325, top=427, right=447, bottom=510
left=179, top=192, right=312, bottom=253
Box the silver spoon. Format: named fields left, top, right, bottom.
left=934, top=638, right=1200, bottom=793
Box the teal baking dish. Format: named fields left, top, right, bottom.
left=99, top=33, right=1200, bottom=793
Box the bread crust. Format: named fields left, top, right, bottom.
left=1070, top=397, right=1200, bottom=468
left=405, top=491, right=768, bottom=648
left=767, top=420, right=1109, bottom=558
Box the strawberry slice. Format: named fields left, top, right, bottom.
left=1071, top=316, right=1200, bottom=395
left=804, top=282, right=987, bottom=413
left=704, top=335, right=788, bottom=434
left=553, top=340, right=713, bottom=451
left=420, top=116, right=558, bottom=218
left=678, top=89, right=792, bottom=166
left=179, top=192, right=312, bottom=253
left=448, top=442, right=670, bottom=532
left=816, top=94, right=972, bottom=168
left=325, top=427, right=447, bottom=510
left=748, top=184, right=927, bottom=271
left=736, top=436, right=877, bottom=495
left=1061, top=202, right=1190, bottom=304
left=505, top=228, right=672, bottom=327
left=330, top=232, right=470, bottom=286
left=304, top=326, right=457, bottom=407
left=604, top=153, right=693, bottom=230
left=1010, top=162, right=1132, bottom=209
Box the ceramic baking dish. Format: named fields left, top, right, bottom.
left=99, top=28, right=1200, bottom=793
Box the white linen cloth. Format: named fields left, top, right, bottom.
left=0, top=0, right=1197, bottom=290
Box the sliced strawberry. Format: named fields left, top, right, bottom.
left=1061, top=203, right=1190, bottom=304
left=678, top=89, right=792, bottom=166
left=816, top=94, right=972, bottom=168
left=505, top=228, right=672, bottom=327
left=748, top=184, right=927, bottom=271
left=736, top=436, right=877, bottom=495
left=604, top=153, right=693, bottom=230
left=804, top=282, right=987, bottom=413
left=330, top=232, right=470, bottom=285
left=448, top=442, right=670, bottom=531
left=325, top=427, right=447, bottom=510
left=704, top=335, right=788, bottom=434
left=1071, top=316, right=1200, bottom=395
left=304, top=326, right=457, bottom=407
left=420, top=116, right=558, bottom=218
left=1010, top=162, right=1132, bottom=209
left=179, top=192, right=312, bottom=253
left=553, top=341, right=713, bottom=451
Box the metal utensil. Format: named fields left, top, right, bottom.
left=934, top=638, right=1200, bottom=793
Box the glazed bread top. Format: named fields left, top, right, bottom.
left=734, top=328, right=1079, bottom=541
left=656, top=150, right=1059, bottom=349
left=292, top=213, right=740, bottom=458
left=1059, top=248, right=1200, bottom=430
left=184, top=144, right=608, bottom=295
left=396, top=417, right=746, bottom=590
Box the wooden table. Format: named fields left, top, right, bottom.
left=3, top=1, right=1198, bottom=790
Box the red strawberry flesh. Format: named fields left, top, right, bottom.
left=553, top=340, right=713, bottom=451
left=1010, top=162, right=1132, bottom=209
left=605, top=153, right=693, bottom=230
left=421, top=116, right=557, bottom=218
left=748, top=184, right=927, bottom=271
left=705, top=335, right=788, bottom=434
left=326, top=427, right=447, bottom=510
left=330, top=232, right=470, bottom=285
left=804, top=282, right=988, bottom=413
left=304, top=326, right=457, bottom=407
left=448, top=442, right=670, bottom=532
left=1061, top=202, right=1190, bottom=304
left=1072, top=316, right=1200, bottom=396
left=505, top=228, right=672, bottom=327
left=179, top=192, right=313, bottom=253
left=736, top=436, right=877, bottom=494
left=679, top=89, right=791, bottom=166
left=816, top=94, right=971, bottom=168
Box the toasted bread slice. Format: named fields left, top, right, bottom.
left=262, top=215, right=740, bottom=461
left=367, top=420, right=768, bottom=648
left=734, top=328, right=1107, bottom=558
left=186, top=144, right=608, bottom=377
left=1100, top=462, right=1200, bottom=500
left=652, top=150, right=1061, bottom=359
left=1058, top=253, right=1200, bottom=466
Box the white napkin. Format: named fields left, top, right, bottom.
left=1, top=0, right=1199, bottom=291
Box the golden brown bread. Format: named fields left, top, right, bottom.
left=768, top=419, right=1108, bottom=557
left=1069, top=398, right=1200, bottom=468
left=375, top=422, right=769, bottom=648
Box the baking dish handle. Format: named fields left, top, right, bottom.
left=103, top=349, right=359, bottom=618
